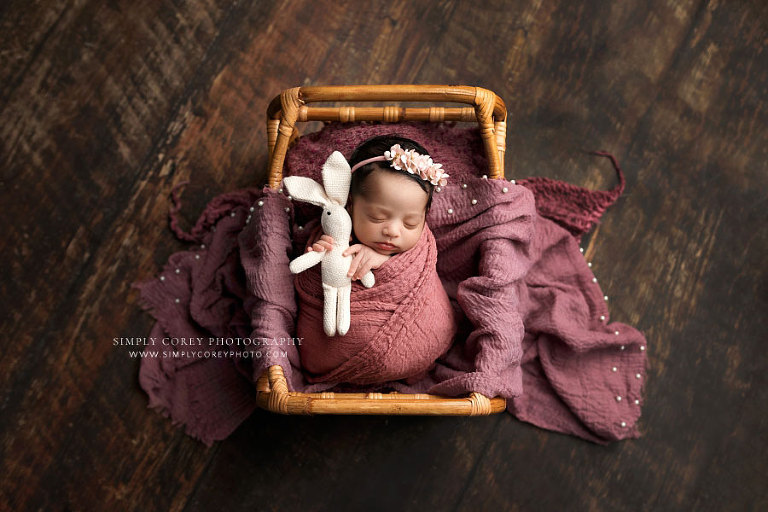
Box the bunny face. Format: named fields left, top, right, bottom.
left=320, top=202, right=352, bottom=244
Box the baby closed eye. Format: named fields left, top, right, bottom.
left=367, top=215, right=420, bottom=229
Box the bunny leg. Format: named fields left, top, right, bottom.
left=322, top=283, right=337, bottom=337
left=336, top=285, right=351, bottom=336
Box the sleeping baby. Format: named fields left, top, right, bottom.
left=291, top=134, right=458, bottom=386
left=306, top=135, right=439, bottom=282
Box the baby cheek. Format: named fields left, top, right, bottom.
left=350, top=219, right=361, bottom=239
left=350, top=219, right=370, bottom=243
left=405, top=225, right=425, bottom=250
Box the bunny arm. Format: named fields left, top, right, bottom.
left=289, top=250, right=325, bottom=274
left=360, top=271, right=375, bottom=288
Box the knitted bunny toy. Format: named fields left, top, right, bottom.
left=283, top=151, right=375, bottom=337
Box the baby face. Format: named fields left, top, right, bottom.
left=348, top=170, right=429, bottom=256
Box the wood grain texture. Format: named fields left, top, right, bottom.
left=1, top=0, right=766, bottom=510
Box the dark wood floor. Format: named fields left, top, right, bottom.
left=1, top=1, right=766, bottom=510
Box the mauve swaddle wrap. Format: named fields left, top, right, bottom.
left=132, top=121, right=649, bottom=447
left=294, top=223, right=457, bottom=385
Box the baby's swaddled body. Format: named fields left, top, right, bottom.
left=295, top=222, right=457, bottom=385
left=290, top=135, right=457, bottom=386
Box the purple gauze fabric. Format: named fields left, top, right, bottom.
left=131, top=121, right=649, bottom=446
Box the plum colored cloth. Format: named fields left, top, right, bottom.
left=131, top=121, right=649, bottom=446
left=295, top=222, right=458, bottom=384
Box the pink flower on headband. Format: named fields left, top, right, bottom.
left=384, top=144, right=449, bottom=187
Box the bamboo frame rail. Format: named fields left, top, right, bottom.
left=256, top=365, right=507, bottom=416
left=257, top=84, right=509, bottom=416
left=266, top=84, right=507, bottom=189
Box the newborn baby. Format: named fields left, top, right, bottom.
left=305, top=135, right=440, bottom=277
left=295, top=134, right=457, bottom=385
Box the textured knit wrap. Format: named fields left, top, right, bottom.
left=294, top=223, right=457, bottom=385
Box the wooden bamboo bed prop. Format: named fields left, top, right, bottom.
left=256, top=84, right=509, bottom=416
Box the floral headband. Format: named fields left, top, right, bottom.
left=349, top=144, right=449, bottom=187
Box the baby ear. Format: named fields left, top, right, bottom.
left=321, top=151, right=351, bottom=205
left=282, top=176, right=329, bottom=208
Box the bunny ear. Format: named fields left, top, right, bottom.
left=282, top=176, right=329, bottom=208
left=322, top=151, right=351, bottom=205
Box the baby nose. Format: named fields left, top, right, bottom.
left=383, top=223, right=400, bottom=237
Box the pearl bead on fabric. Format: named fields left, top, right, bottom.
left=471, top=199, right=477, bottom=205
left=575, top=238, right=641, bottom=422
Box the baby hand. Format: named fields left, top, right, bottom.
left=304, top=224, right=324, bottom=251
left=343, top=244, right=391, bottom=281
left=306, top=233, right=334, bottom=253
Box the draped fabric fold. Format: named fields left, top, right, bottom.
left=132, top=122, right=648, bottom=447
